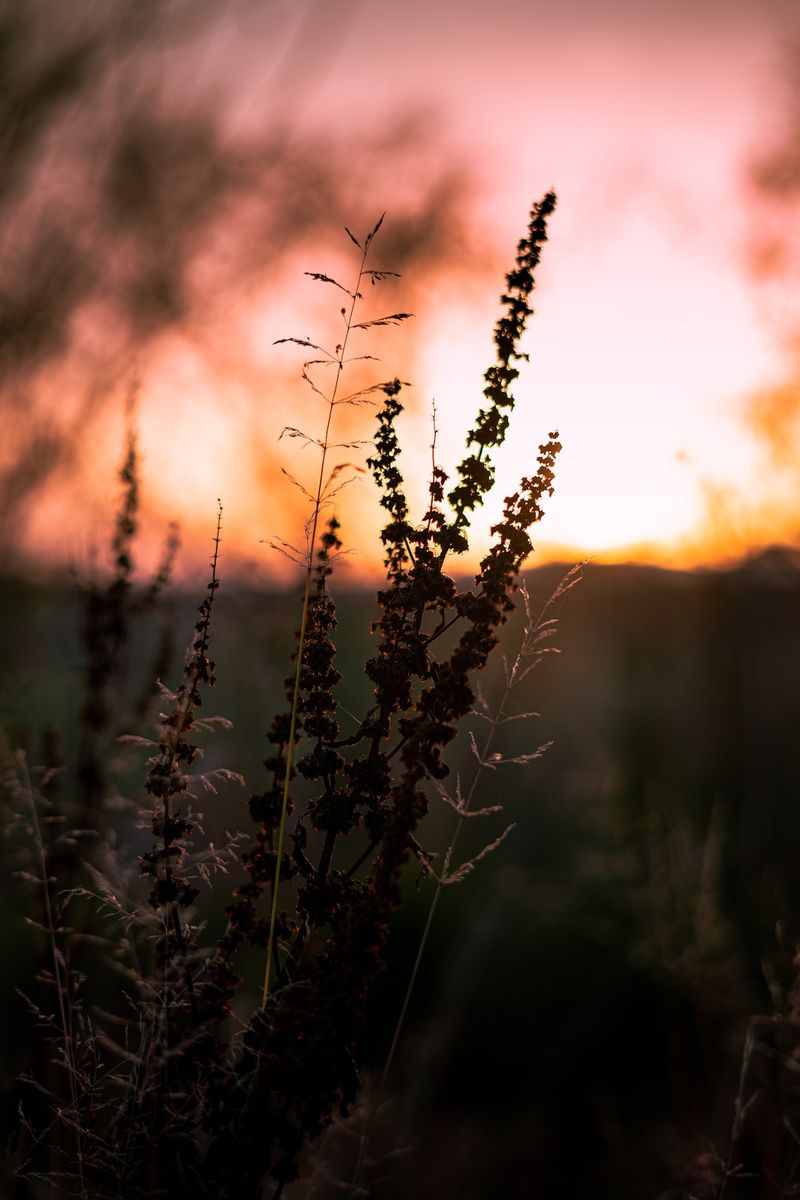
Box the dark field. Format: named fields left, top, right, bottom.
left=3, top=552, right=800, bottom=1197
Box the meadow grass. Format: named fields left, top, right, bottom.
left=2, top=196, right=566, bottom=1199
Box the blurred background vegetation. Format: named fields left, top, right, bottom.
left=3, top=550, right=800, bottom=1196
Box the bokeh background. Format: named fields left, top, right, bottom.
left=5, top=0, right=800, bottom=576
left=4, top=1, right=800, bottom=1196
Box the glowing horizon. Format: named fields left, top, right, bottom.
left=5, top=1, right=800, bottom=583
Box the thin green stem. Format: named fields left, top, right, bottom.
left=262, top=240, right=372, bottom=1006
left=262, top=568, right=312, bottom=1006
left=380, top=884, right=442, bottom=1092
left=380, top=714, right=502, bottom=1089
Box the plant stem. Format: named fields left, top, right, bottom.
left=381, top=576, right=570, bottom=1086
left=379, top=714, right=501, bottom=1090
left=262, top=238, right=372, bottom=1006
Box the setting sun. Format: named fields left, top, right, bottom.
left=4, top=1, right=800, bottom=580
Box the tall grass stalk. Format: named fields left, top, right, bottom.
left=263, top=214, right=406, bottom=1003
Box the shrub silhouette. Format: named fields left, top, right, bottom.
left=5, top=194, right=562, bottom=1199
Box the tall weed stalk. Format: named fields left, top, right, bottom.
left=263, top=214, right=410, bottom=1004
left=5, top=194, right=564, bottom=1199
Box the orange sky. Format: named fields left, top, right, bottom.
left=5, top=0, right=800, bottom=583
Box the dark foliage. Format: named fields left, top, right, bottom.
left=7, top=197, right=563, bottom=1199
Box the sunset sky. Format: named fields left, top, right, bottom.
left=5, top=0, right=800, bottom=581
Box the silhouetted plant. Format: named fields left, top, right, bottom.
left=75, top=407, right=180, bottom=877
left=6, top=195, right=564, bottom=1199
left=198, top=194, right=561, bottom=1198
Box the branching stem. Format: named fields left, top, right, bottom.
left=381, top=572, right=577, bottom=1086
left=263, top=233, right=376, bottom=1006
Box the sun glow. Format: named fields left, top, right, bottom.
left=5, top=2, right=800, bottom=583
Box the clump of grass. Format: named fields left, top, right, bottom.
left=6, top=193, right=563, bottom=1199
